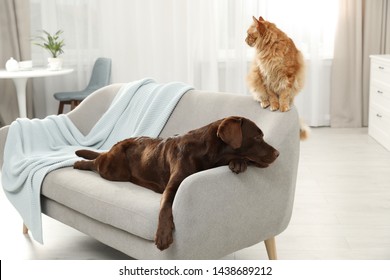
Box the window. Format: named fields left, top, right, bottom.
left=216, top=0, right=339, bottom=60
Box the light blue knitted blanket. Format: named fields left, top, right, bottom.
left=1, top=78, right=193, bottom=243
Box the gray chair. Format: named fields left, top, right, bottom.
left=54, top=57, right=112, bottom=114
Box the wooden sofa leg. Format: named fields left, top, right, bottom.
left=264, top=237, right=277, bottom=260
left=23, top=223, right=29, bottom=234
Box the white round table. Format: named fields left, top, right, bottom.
left=0, top=68, right=74, bottom=118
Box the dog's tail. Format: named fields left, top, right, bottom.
left=299, top=118, right=310, bottom=141
left=75, top=149, right=100, bottom=160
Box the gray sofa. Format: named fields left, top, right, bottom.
left=0, top=83, right=300, bottom=259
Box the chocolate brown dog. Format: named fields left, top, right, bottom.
left=73, top=116, right=279, bottom=250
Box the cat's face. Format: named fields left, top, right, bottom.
left=245, top=16, right=268, bottom=47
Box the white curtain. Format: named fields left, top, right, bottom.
left=331, top=0, right=390, bottom=127
left=330, top=0, right=364, bottom=128
left=30, top=0, right=338, bottom=126
left=0, top=0, right=32, bottom=125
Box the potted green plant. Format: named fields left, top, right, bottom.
left=34, top=30, right=65, bottom=70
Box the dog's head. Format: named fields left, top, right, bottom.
left=217, top=116, right=279, bottom=167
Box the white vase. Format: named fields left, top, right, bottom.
left=5, top=57, right=19, bottom=71
left=48, top=57, right=63, bottom=70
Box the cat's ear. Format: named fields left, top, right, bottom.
left=252, top=16, right=266, bottom=35
left=256, top=20, right=266, bottom=35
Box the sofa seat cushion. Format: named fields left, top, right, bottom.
left=41, top=167, right=161, bottom=241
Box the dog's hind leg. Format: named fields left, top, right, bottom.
left=73, top=160, right=96, bottom=171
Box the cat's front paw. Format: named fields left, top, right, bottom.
left=270, top=101, right=280, bottom=111
left=260, top=100, right=270, bottom=109
left=279, top=104, right=291, bottom=112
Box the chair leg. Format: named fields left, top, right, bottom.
left=70, top=100, right=76, bottom=110
left=58, top=102, right=65, bottom=115
left=70, top=100, right=82, bottom=111
left=264, top=237, right=277, bottom=260
left=23, top=223, right=28, bottom=234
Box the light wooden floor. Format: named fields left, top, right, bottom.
left=1, top=127, right=389, bottom=260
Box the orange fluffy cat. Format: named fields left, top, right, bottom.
left=246, top=16, right=305, bottom=112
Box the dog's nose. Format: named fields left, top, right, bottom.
left=274, top=150, right=280, bottom=158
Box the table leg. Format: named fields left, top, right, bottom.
left=12, top=78, right=28, bottom=118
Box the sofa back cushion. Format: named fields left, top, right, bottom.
left=159, top=90, right=293, bottom=147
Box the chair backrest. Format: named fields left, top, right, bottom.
left=86, top=57, right=112, bottom=91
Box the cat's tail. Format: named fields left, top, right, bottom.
left=300, top=118, right=310, bottom=141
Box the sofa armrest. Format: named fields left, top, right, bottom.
left=67, top=83, right=124, bottom=136
left=169, top=106, right=300, bottom=259
left=171, top=148, right=298, bottom=259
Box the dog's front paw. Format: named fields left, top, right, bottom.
left=155, top=219, right=174, bottom=251
left=229, top=160, right=248, bottom=174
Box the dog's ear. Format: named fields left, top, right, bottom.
left=259, top=16, right=265, bottom=21
left=217, top=117, right=243, bottom=149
